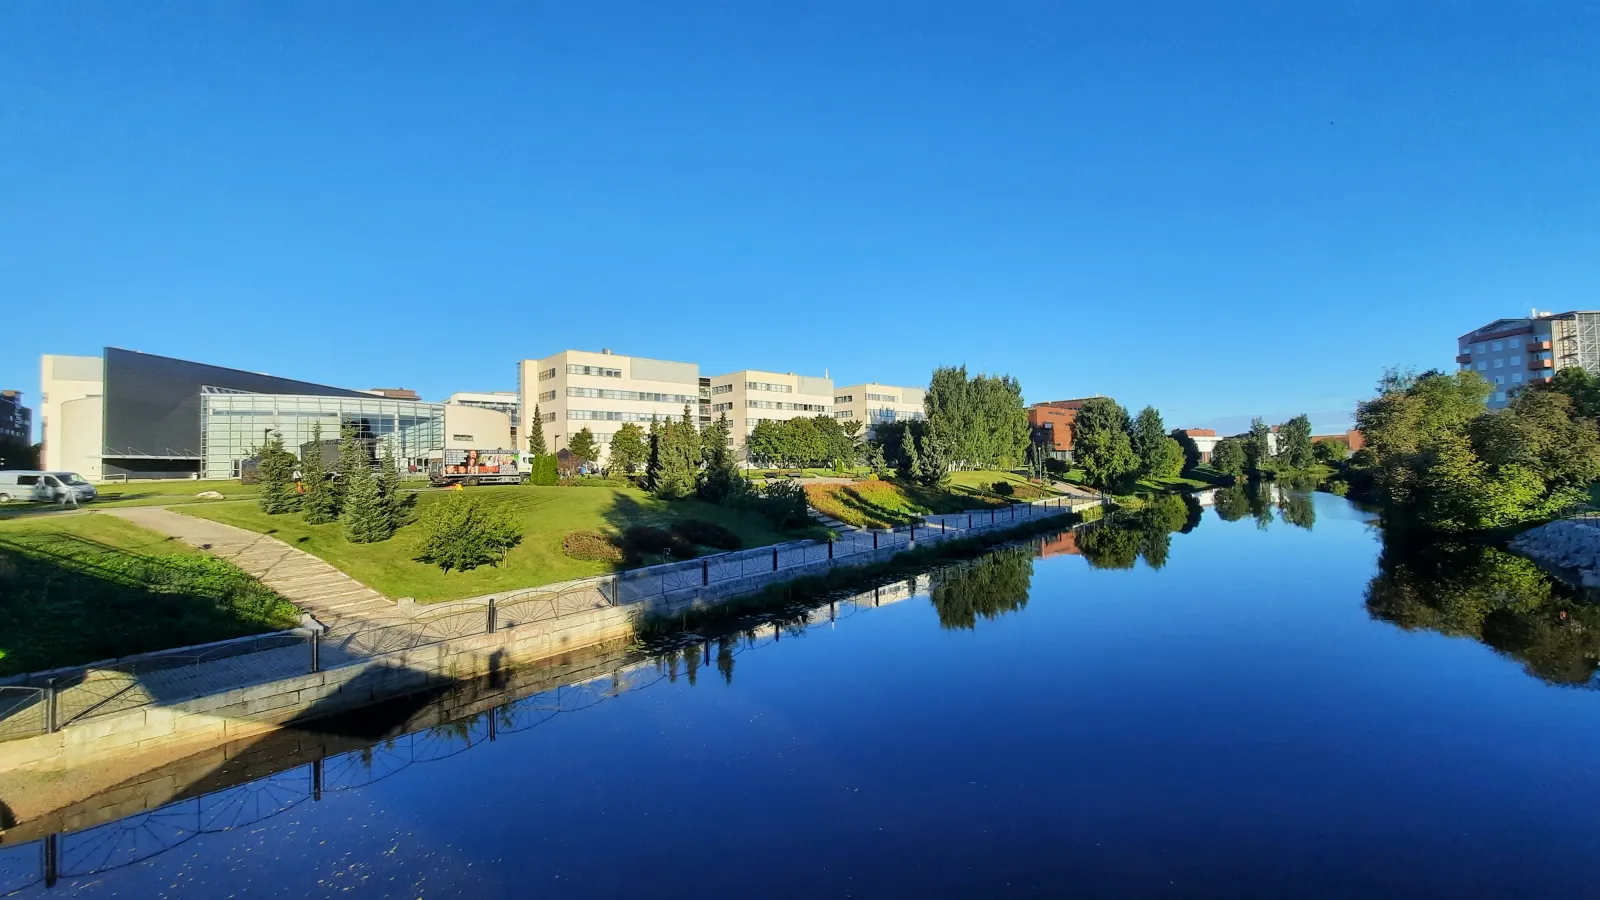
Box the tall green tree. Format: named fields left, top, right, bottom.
left=924, top=365, right=973, bottom=470
left=300, top=423, right=338, bottom=524
left=568, top=427, right=599, bottom=468
left=1532, top=366, right=1600, bottom=421
left=334, top=423, right=370, bottom=512
left=898, top=425, right=921, bottom=481
left=698, top=413, right=743, bottom=502
left=648, top=411, right=699, bottom=499
left=255, top=431, right=299, bottom=515
left=527, top=404, right=547, bottom=456
left=607, top=422, right=647, bottom=475
left=341, top=462, right=393, bottom=543
left=1170, top=428, right=1203, bottom=474
left=1073, top=397, right=1137, bottom=491
left=378, top=444, right=404, bottom=527
left=1276, top=414, right=1314, bottom=469
left=1244, top=418, right=1274, bottom=475
left=1210, top=438, right=1246, bottom=478
left=1130, top=406, right=1167, bottom=474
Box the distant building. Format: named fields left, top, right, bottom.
left=832, top=383, right=924, bottom=437
left=1027, top=398, right=1102, bottom=462
left=1181, top=428, right=1220, bottom=463
left=0, top=390, right=31, bottom=445
left=708, top=369, right=833, bottom=459
left=1313, top=429, right=1365, bottom=452
left=366, top=388, right=422, bottom=401
left=38, top=348, right=506, bottom=480
left=517, top=349, right=702, bottom=464
left=1458, top=310, right=1600, bottom=408
left=448, top=391, right=521, bottom=449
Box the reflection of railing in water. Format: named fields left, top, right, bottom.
left=0, top=567, right=963, bottom=895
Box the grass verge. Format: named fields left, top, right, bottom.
left=0, top=514, right=300, bottom=677
left=182, top=483, right=827, bottom=603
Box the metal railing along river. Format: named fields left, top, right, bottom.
left=0, top=496, right=1095, bottom=744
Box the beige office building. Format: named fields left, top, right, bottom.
left=518, top=350, right=702, bottom=463
left=831, top=382, right=926, bottom=436
left=707, top=369, right=833, bottom=459
left=40, top=354, right=107, bottom=479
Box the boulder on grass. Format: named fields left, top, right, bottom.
left=196, top=490, right=226, bottom=500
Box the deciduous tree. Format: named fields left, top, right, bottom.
left=607, top=422, right=647, bottom=475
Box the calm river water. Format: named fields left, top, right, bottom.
left=5, top=490, right=1600, bottom=898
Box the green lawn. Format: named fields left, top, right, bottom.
left=181, top=484, right=825, bottom=602
left=0, top=514, right=300, bottom=677
left=802, top=472, right=1043, bottom=529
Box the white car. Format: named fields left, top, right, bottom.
left=0, top=470, right=98, bottom=504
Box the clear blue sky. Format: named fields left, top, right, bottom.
left=3, top=3, right=1597, bottom=439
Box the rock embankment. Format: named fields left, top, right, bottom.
left=1509, top=519, right=1600, bottom=588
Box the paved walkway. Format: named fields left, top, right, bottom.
left=102, top=507, right=395, bottom=628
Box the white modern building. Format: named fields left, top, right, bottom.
left=517, top=349, right=701, bottom=463
left=707, top=369, right=833, bottom=458
left=831, top=383, right=925, bottom=436
left=447, top=391, right=520, bottom=448
left=1457, top=309, right=1600, bottom=408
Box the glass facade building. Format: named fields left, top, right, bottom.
left=201, top=393, right=444, bottom=479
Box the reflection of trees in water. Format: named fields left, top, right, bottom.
left=1213, top=485, right=1251, bottom=522
left=1366, top=538, right=1600, bottom=686
left=1079, top=494, right=1192, bottom=571
left=928, top=546, right=1035, bottom=629
left=1276, top=489, right=1316, bottom=531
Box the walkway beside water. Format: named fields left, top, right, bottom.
left=102, top=507, right=395, bottom=627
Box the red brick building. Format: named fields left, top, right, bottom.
left=1027, top=398, right=1104, bottom=461
left=1312, top=429, right=1365, bottom=452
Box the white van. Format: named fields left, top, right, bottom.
left=0, top=471, right=98, bottom=504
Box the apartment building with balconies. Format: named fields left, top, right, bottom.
left=1457, top=310, right=1600, bottom=408
left=517, top=350, right=700, bottom=462
left=706, top=369, right=833, bottom=458
left=832, top=383, right=925, bottom=436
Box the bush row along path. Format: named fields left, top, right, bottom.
left=102, top=507, right=394, bottom=629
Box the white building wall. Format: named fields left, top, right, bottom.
left=443, top=405, right=513, bottom=450
left=707, top=369, right=833, bottom=459
left=518, top=350, right=700, bottom=463
left=40, top=354, right=105, bottom=478
left=832, top=383, right=926, bottom=435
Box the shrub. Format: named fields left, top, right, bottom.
left=412, top=493, right=523, bottom=572
left=562, top=530, right=626, bottom=564
left=528, top=454, right=559, bottom=486
left=1044, top=459, right=1068, bottom=477
left=735, top=480, right=811, bottom=530
left=622, top=525, right=699, bottom=559
left=991, top=480, right=1014, bottom=496
left=670, top=519, right=743, bottom=551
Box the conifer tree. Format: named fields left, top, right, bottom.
left=300, top=423, right=338, bottom=524
left=334, top=423, right=369, bottom=512
left=341, top=462, right=393, bottom=543
left=898, top=426, right=921, bottom=481
left=378, top=444, right=404, bottom=528
left=256, top=431, right=299, bottom=514
left=698, top=413, right=742, bottom=502
left=527, top=404, right=547, bottom=456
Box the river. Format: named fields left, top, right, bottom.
left=4, top=489, right=1599, bottom=898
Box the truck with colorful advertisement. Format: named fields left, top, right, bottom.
left=428, top=449, right=527, bottom=486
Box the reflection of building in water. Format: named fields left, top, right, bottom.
left=1038, top=531, right=1082, bottom=558
left=1191, top=489, right=1218, bottom=508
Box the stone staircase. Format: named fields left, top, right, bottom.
left=102, top=507, right=395, bottom=628
left=806, top=506, right=859, bottom=533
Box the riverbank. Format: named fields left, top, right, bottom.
left=0, top=500, right=1087, bottom=809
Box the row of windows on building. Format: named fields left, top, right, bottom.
left=538, top=365, right=625, bottom=381
left=1464, top=352, right=1550, bottom=372
left=713, top=401, right=828, bottom=413
left=741, top=381, right=792, bottom=393
left=1468, top=336, right=1540, bottom=353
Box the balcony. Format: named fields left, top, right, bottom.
left=1532, top=340, right=1552, bottom=350
left=1531, top=359, right=1553, bottom=370
left=1455, top=353, right=1472, bottom=364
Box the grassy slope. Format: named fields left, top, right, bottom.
left=0, top=514, right=300, bottom=676
left=182, top=484, right=819, bottom=602
left=804, top=471, right=1048, bottom=529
